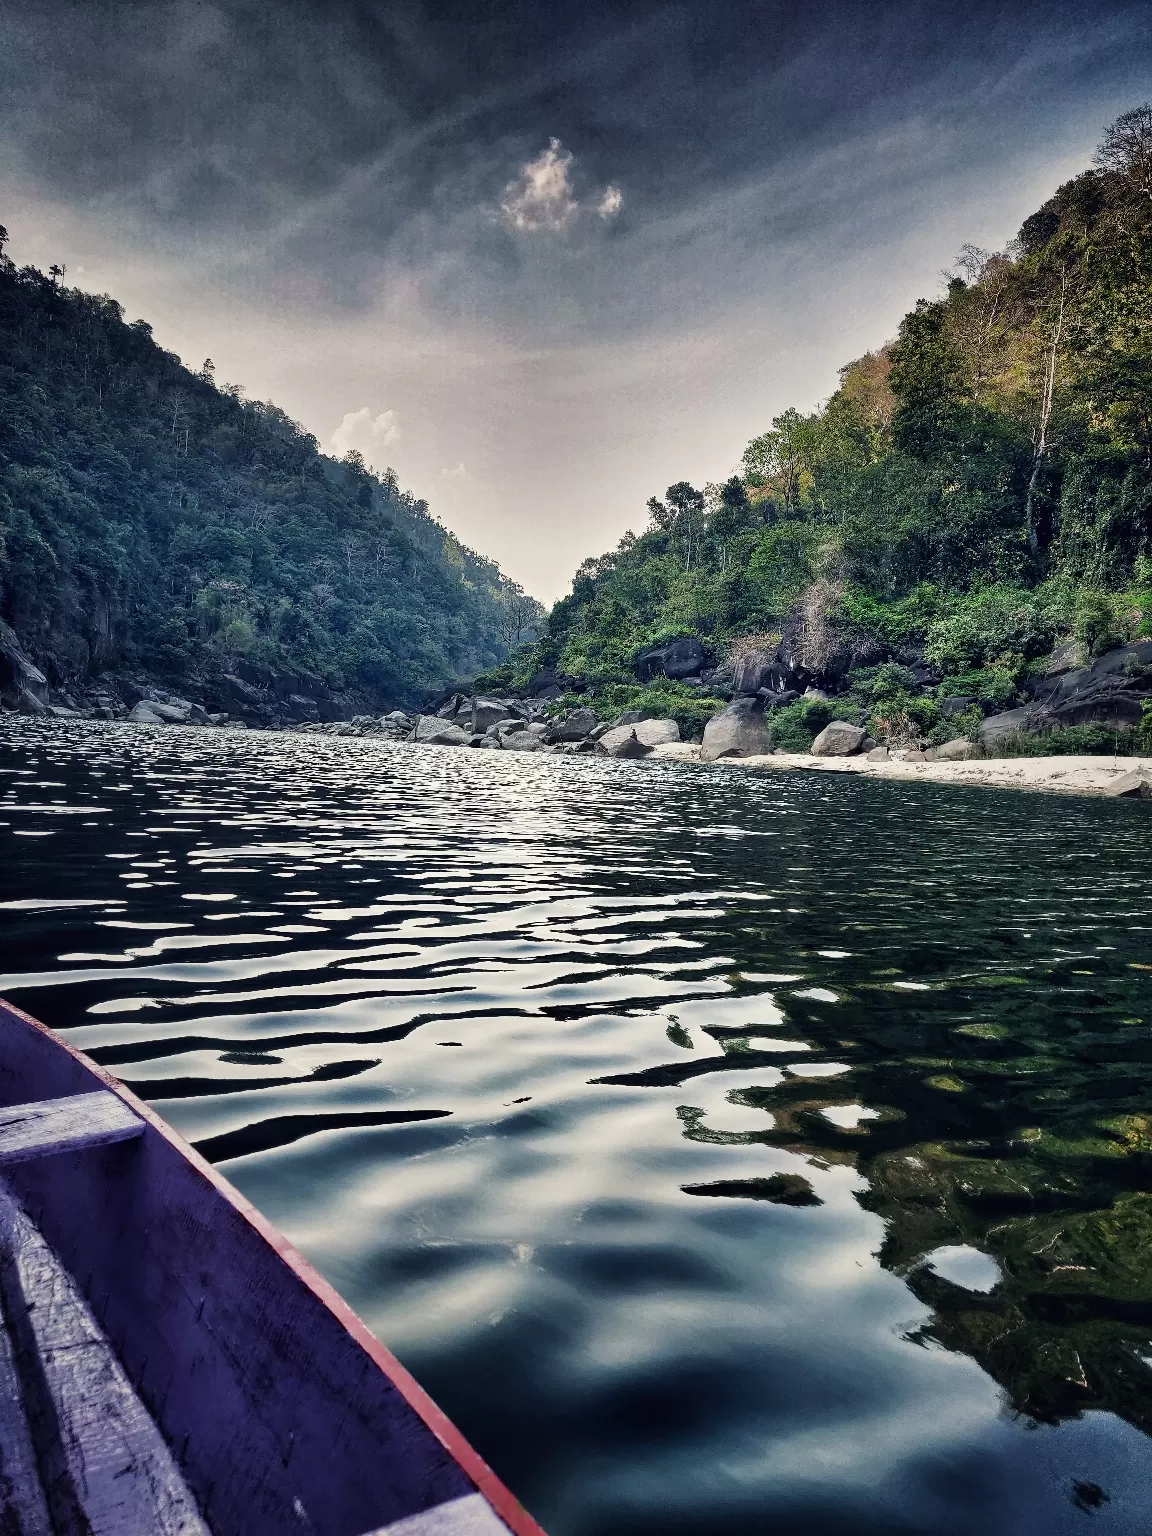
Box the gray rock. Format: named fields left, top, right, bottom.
left=1103, top=770, right=1152, bottom=798
left=148, top=700, right=194, bottom=723
left=940, top=696, right=977, bottom=717
left=413, top=716, right=472, bottom=746
left=978, top=706, right=1038, bottom=743
left=471, top=696, right=518, bottom=733
left=1037, top=637, right=1082, bottom=678
left=0, top=626, right=48, bottom=712
left=700, top=698, right=773, bottom=761
left=731, top=651, right=797, bottom=697
left=128, top=701, right=166, bottom=725
left=1024, top=641, right=1152, bottom=730
left=600, top=719, right=679, bottom=755
left=603, top=729, right=652, bottom=759
left=477, top=737, right=503, bottom=749
left=503, top=731, right=543, bottom=751
left=866, top=746, right=889, bottom=761
left=634, top=636, right=706, bottom=682
left=551, top=706, right=599, bottom=741
left=810, top=721, right=867, bottom=756
left=901, top=749, right=926, bottom=762
left=925, top=737, right=980, bottom=761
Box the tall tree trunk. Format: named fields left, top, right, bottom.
left=1024, top=268, right=1067, bottom=557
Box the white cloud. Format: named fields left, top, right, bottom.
left=499, top=139, right=622, bottom=233
left=597, top=185, right=624, bottom=219
left=441, top=461, right=469, bottom=481
left=329, top=406, right=401, bottom=466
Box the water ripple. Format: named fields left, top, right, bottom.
left=3, top=718, right=1152, bottom=1535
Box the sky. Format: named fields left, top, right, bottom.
left=1, top=2, right=1150, bottom=602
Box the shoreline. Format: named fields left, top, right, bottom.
left=3, top=714, right=1150, bottom=799
left=650, top=743, right=1152, bottom=798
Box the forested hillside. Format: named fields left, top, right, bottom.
left=484, top=107, right=1152, bottom=749
left=0, top=236, right=539, bottom=713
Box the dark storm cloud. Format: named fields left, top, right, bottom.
left=2, top=0, right=1150, bottom=596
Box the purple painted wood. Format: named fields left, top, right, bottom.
left=0, top=999, right=546, bottom=1536
left=0, top=1088, right=142, bottom=1164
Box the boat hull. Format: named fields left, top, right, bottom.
left=0, top=997, right=545, bottom=1536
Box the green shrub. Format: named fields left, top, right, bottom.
left=586, top=680, right=726, bottom=739
left=984, top=725, right=1144, bottom=757
left=767, top=700, right=816, bottom=752
left=1074, top=588, right=1130, bottom=658
left=924, top=585, right=1065, bottom=673
left=838, top=584, right=944, bottom=645
left=936, top=668, right=1018, bottom=707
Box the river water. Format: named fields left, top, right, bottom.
left=3, top=719, right=1152, bottom=1534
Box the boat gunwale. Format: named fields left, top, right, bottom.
left=0, top=994, right=547, bottom=1536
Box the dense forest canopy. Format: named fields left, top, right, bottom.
left=0, top=236, right=539, bottom=708
left=483, top=107, right=1152, bottom=744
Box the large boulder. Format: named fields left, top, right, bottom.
left=502, top=731, right=543, bottom=751
left=730, top=650, right=797, bottom=697
left=634, top=636, right=706, bottom=682
left=1024, top=641, right=1152, bottom=730
left=1103, top=770, right=1152, bottom=798
left=700, top=698, right=773, bottom=761
left=924, top=737, right=980, bottom=761
left=128, top=701, right=167, bottom=725
left=551, top=706, right=599, bottom=741
left=413, top=716, right=472, bottom=745
left=602, top=729, right=652, bottom=759
left=0, top=626, right=48, bottom=712
left=600, top=719, right=680, bottom=755
left=471, top=696, right=519, bottom=733
left=978, top=706, right=1038, bottom=743
left=810, top=721, right=867, bottom=756
left=148, top=698, right=195, bottom=724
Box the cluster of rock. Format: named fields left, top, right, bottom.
left=0, top=628, right=380, bottom=729
left=294, top=694, right=685, bottom=757
left=978, top=640, right=1152, bottom=742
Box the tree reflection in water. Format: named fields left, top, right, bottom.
left=673, top=955, right=1152, bottom=1438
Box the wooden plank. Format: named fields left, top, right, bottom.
left=0, top=1090, right=142, bottom=1165
left=369, top=1493, right=512, bottom=1536
left=0, top=1186, right=210, bottom=1536
left=0, top=1271, right=53, bottom=1535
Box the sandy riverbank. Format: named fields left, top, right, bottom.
left=649, top=742, right=1152, bottom=797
